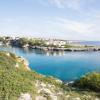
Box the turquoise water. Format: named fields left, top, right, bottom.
left=0, top=45, right=100, bottom=81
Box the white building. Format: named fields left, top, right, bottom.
left=45, top=39, right=67, bottom=47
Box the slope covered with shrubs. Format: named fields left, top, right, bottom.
left=0, top=52, right=62, bottom=100
left=0, top=51, right=100, bottom=100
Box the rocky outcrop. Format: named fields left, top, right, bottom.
left=18, top=93, right=32, bottom=100
left=35, top=80, right=64, bottom=100
left=30, top=46, right=100, bottom=52
left=17, top=56, right=30, bottom=70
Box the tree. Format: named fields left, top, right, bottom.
left=18, top=38, right=28, bottom=47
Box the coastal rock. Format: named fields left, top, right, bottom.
left=95, top=98, right=100, bottom=100
left=18, top=93, right=32, bottom=100
left=18, top=56, right=30, bottom=70
left=73, top=97, right=81, bottom=100
left=35, top=80, right=65, bottom=100
left=6, top=52, right=10, bottom=56
left=35, top=96, right=47, bottom=100
left=15, top=63, right=19, bottom=68
left=66, top=95, right=70, bottom=98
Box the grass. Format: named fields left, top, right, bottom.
left=0, top=51, right=61, bottom=100
left=64, top=44, right=94, bottom=48
left=0, top=51, right=100, bottom=100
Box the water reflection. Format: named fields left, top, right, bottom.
left=0, top=45, right=66, bottom=56
left=17, top=47, right=65, bottom=56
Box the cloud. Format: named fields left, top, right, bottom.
left=45, top=16, right=100, bottom=40
left=46, top=17, right=90, bottom=33
left=47, top=0, right=81, bottom=10
left=0, top=0, right=100, bottom=40
left=1, top=15, right=100, bottom=40
left=36, top=0, right=81, bottom=10
left=48, top=0, right=64, bottom=8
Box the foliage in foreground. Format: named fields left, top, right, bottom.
left=73, top=72, right=100, bottom=92
left=0, top=51, right=100, bottom=100
left=0, top=52, right=61, bottom=100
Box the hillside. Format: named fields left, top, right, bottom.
left=0, top=51, right=100, bottom=100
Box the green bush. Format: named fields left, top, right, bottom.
left=73, top=72, right=100, bottom=92
left=0, top=52, right=35, bottom=99
left=18, top=38, right=29, bottom=47
left=29, top=39, right=46, bottom=46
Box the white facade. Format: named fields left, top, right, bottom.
left=45, top=40, right=67, bottom=46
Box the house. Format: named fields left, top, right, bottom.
left=45, top=39, right=67, bottom=47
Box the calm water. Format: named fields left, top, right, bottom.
left=79, top=41, right=100, bottom=46
left=0, top=45, right=100, bottom=81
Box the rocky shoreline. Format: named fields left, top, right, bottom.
left=29, top=46, right=100, bottom=52
left=0, top=36, right=100, bottom=52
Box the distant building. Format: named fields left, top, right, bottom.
left=45, top=39, right=68, bottom=47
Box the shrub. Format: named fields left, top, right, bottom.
left=73, top=72, right=100, bottom=92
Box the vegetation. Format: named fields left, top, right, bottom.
left=64, top=44, right=76, bottom=48
left=12, top=37, right=47, bottom=47
left=28, top=39, right=46, bottom=46
left=0, top=37, right=97, bottom=52
left=64, top=44, right=92, bottom=48
left=73, top=72, right=100, bottom=92
left=18, top=38, right=29, bottom=47
left=0, top=37, right=4, bottom=42
left=0, top=51, right=61, bottom=100
left=0, top=51, right=100, bottom=99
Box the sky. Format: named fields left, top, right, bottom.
left=0, top=0, right=100, bottom=41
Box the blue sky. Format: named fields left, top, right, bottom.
left=0, top=0, right=100, bottom=40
